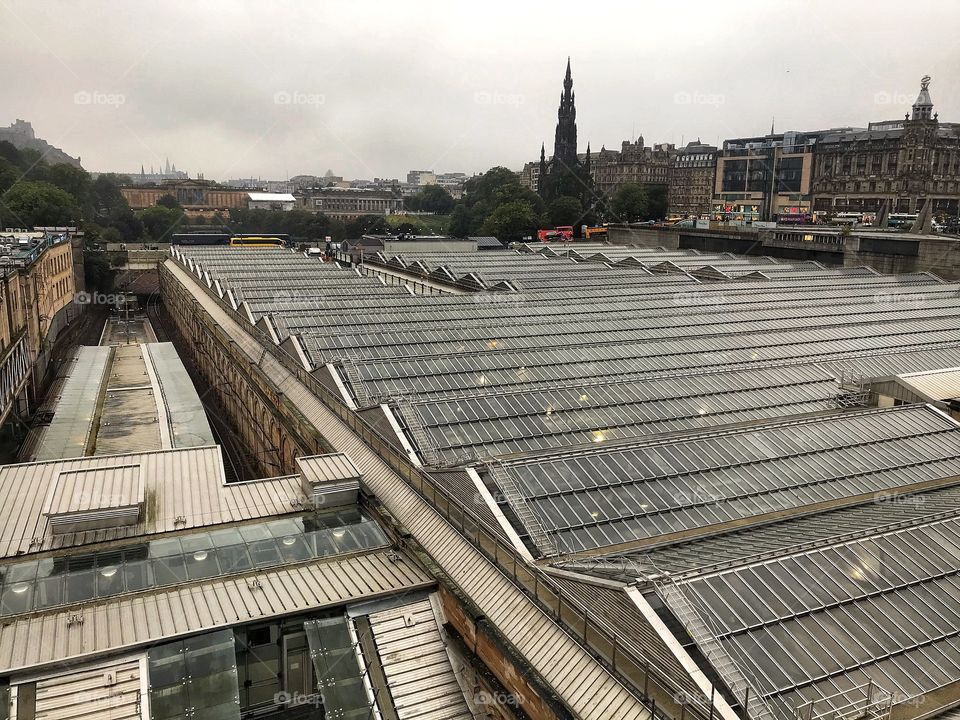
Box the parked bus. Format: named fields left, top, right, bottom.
left=776, top=212, right=814, bottom=225
left=888, top=213, right=919, bottom=229
left=829, top=212, right=863, bottom=228
left=584, top=225, right=608, bottom=238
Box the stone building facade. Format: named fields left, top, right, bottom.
left=301, top=187, right=403, bottom=219
left=667, top=141, right=717, bottom=217
left=811, top=77, right=960, bottom=217
left=591, top=139, right=674, bottom=197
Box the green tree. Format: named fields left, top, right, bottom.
left=0, top=158, right=18, bottom=195
left=417, top=185, right=455, bottom=214
left=101, top=227, right=123, bottom=244
left=156, top=193, right=181, bottom=209
left=1, top=180, right=79, bottom=227
left=345, top=215, right=388, bottom=238
left=481, top=200, right=537, bottom=243
left=610, top=183, right=668, bottom=223
left=139, top=205, right=185, bottom=241
left=611, top=183, right=649, bottom=223
left=449, top=205, right=474, bottom=237
left=84, top=253, right=114, bottom=294
left=547, top=196, right=584, bottom=228
left=457, top=166, right=545, bottom=237
left=46, top=163, right=91, bottom=206
left=645, top=184, right=668, bottom=220
left=90, top=174, right=142, bottom=241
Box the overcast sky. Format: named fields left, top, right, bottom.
left=2, top=0, right=958, bottom=182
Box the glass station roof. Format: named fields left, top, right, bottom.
left=487, top=405, right=960, bottom=555
left=0, top=508, right=387, bottom=616
left=666, top=512, right=960, bottom=720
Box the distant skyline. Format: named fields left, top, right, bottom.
left=2, top=0, right=958, bottom=181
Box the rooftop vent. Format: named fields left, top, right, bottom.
left=43, top=463, right=145, bottom=534
left=296, top=453, right=361, bottom=508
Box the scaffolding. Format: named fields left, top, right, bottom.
left=835, top=369, right=872, bottom=408
left=794, top=682, right=893, bottom=720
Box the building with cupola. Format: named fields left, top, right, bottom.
left=811, top=76, right=960, bottom=217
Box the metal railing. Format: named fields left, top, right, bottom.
left=794, top=682, right=892, bottom=720
left=161, top=258, right=728, bottom=720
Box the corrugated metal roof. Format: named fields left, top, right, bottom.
left=0, top=447, right=306, bottom=558
left=367, top=598, right=472, bottom=720
left=44, top=464, right=143, bottom=516
left=31, top=656, right=142, bottom=720
left=297, top=453, right=361, bottom=483
left=164, top=259, right=652, bottom=720
left=145, top=342, right=216, bottom=448
left=35, top=347, right=111, bottom=461
left=898, top=366, right=960, bottom=401
left=0, top=550, right=432, bottom=675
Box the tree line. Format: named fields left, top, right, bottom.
left=0, top=141, right=666, bottom=248
left=413, top=167, right=667, bottom=242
